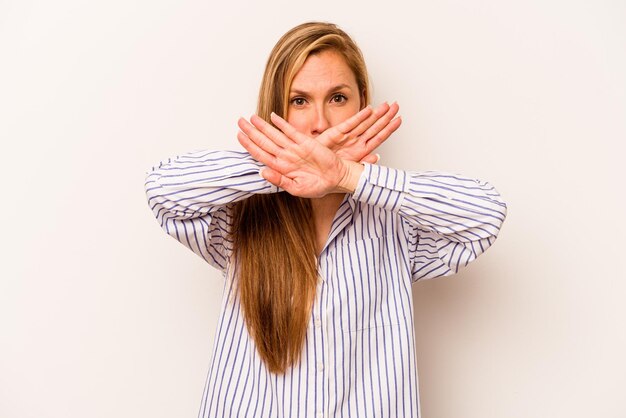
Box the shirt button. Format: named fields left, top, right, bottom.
left=317, top=413, right=324, bottom=418
left=314, top=318, right=321, bottom=328
left=318, top=362, right=324, bottom=371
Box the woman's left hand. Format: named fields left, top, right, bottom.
left=237, top=116, right=361, bottom=198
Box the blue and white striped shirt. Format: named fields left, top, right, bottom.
left=144, top=150, right=507, bottom=418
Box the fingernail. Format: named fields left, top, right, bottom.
left=375, top=153, right=381, bottom=163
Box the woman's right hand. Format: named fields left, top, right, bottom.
left=269, top=102, right=402, bottom=164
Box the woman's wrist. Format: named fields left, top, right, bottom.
left=335, top=160, right=365, bottom=194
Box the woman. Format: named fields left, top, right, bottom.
left=145, top=22, right=507, bottom=418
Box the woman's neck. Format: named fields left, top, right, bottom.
left=310, top=193, right=345, bottom=256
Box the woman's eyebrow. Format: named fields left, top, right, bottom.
left=289, top=84, right=353, bottom=96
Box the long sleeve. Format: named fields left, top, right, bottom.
left=144, top=150, right=279, bottom=271
left=352, top=163, right=507, bottom=281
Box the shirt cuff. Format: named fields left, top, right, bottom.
left=352, top=163, right=408, bottom=212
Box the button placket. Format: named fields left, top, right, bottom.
left=322, top=257, right=332, bottom=418
left=313, top=274, right=328, bottom=418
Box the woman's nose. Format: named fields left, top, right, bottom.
left=310, top=106, right=331, bottom=137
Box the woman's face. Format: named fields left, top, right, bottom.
left=287, top=49, right=361, bottom=137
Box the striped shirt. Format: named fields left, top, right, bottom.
left=144, top=150, right=507, bottom=418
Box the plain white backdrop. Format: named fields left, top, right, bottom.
left=1, top=0, right=624, bottom=417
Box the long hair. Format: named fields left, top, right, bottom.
left=231, top=22, right=370, bottom=374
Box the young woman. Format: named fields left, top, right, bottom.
left=145, top=22, right=507, bottom=418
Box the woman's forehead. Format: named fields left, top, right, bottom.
left=290, top=50, right=357, bottom=93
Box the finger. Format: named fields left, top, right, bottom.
left=318, top=105, right=375, bottom=147
left=250, top=114, right=294, bottom=148
left=238, top=117, right=284, bottom=157
left=269, top=113, right=308, bottom=145
left=364, top=102, right=400, bottom=137
left=334, top=101, right=391, bottom=140
left=237, top=130, right=281, bottom=171
left=364, top=116, right=402, bottom=154
left=348, top=102, right=391, bottom=138
left=372, top=101, right=392, bottom=117
left=359, top=102, right=400, bottom=141
left=259, top=167, right=282, bottom=186
left=260, top=167, right=297, bottom=192
left=359, top=153, right=381, bottom=164
left=332, top=105, right=373, bottom=135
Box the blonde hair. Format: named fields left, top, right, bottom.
left=232, top=22, right=370, bottom=374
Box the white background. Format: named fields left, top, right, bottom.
left=1, top=0, right=624, bottom=417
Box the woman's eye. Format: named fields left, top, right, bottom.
left=291, top=97, right=306, bottom=106
left=332, top=94, right=347, bottom=103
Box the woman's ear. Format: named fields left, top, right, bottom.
left=360, top=90, right=367, bottom=110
